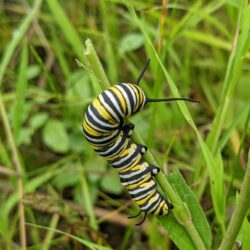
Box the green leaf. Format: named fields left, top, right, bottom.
left=18, top=127, right=33, bottom=145
left=68, top=133, right=86, bottom=153
left=53, top=167, right=80, bottom=189
left=159, top=170, right=211, bottom=250
left=242, top=216, right=250, bottom=250
left=119, top=33, right=144, bottom=54
left=84, top=157, right=107, bottom=182
left=225, top=0, right=241, bottom=8
left=30, top=112, right=49, bottom=130
left=42, top=119, right=69, bottom=153
left=100, top=172, right=123, bottom=195
left=160, top=213, right=195, bottom=250
left=27, top=64, right=41, bottom=80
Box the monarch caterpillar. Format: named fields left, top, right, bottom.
left=82, top=60, right=197, bottom=225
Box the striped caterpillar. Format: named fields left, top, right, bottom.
left=82, top=60, right=196, bottom=225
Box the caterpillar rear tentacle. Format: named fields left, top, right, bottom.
left=136, top=212, right=148, bottom=226
left=82, top=60, right=198, bottom=225
left=128, top=210, right=142, bottom=219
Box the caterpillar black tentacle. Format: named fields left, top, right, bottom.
left=135, top=59, right=150, bottom=85
left=82, top=60, right=197, bottom=225
left=128, top=210, right=142, bottom=219
left=136, top=212, right=147, bottom=226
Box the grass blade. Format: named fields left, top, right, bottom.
left=0, top=0, right=43, bottom=86
left=46, top=0, right=84, bottom=61
left=206, top=1, right=250, bottom=153
left=26, top=222, right=111, bottom=250
left=12, top=43, right=28, bottom=142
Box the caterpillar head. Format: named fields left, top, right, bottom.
left=111, top=82, right=146, bottom=117
left=158, top=196, right=174, bottom=215
left=119, top=60, right=197, bottom=119
left=132, top=59, right=198, bottom=106
left=162, top=203, right=171, bottom=215
left=158, top=202, right=172, bottom=216
left=126, top=83, right=147, bottom=115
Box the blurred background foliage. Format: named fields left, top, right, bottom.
left=0, top=0, right=249, bottom=249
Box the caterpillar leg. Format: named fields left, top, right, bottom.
left=128, top=210, right=142, bottom=219
left=149, top=164, right=161, bottom=176
left=122, top=122, right=134, bottom=136
left=137, top=144, right=148, bottom=155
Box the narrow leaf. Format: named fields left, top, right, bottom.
left=12, top=44, right=28, bottom=141
left=159, top=170, right=211, bottom=250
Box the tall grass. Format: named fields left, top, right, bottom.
left=0, top=0, right=249, bottom=249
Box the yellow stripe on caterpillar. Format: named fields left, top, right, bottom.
left=92, top=99, right=117, bottom=124
left=135, top=190, right=156, bottom=206
left=110, top=87, right=127, bottom=114
left=126, top=175, right=151, bottom=190
left=118, top=154, right=142, bottom=173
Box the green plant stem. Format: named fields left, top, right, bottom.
left=81, top=168, right=98, bottom=230
left=0, top=95, right=26, bottom=250
left=219, top=150, right=250, bottom=250
left=84, top=39, right=206, bottom=250
left=84, top=39, right=110, bottom=89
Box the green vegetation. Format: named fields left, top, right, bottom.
left=0, top=0, right=249, bottom=249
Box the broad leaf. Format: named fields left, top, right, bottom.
left=43, top=119, right=69, bottom=153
